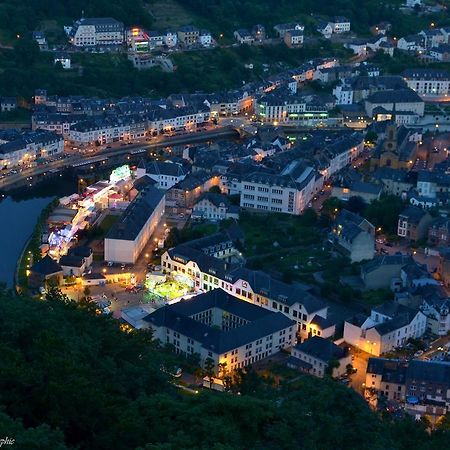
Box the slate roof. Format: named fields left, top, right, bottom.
left=361, top=255, right=414, bottom=275
left=399, top=205, right=428, bottom=223
left=366, top=357, right=408, bottom=383
left=367, top=89, right=423, bottom=104
left=293, top=336, right=347, bottom=362
left=31, top=255, right=62, bottom=275
left=59, top=255, right=85, bottom=268
left=144, top=288, right=295, bottom=354
left=406, top=360, right=450, bottom=385
left=106, top=186, right=164, bottom=241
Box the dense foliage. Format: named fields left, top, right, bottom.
left=0, top=288, right=449, bottom=449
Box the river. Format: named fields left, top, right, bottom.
left=0, top=171, right=78, bottom=288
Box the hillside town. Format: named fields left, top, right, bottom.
left=1, top=0, right=450, bottom=442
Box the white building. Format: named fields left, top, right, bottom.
left=199, top=30, right=213, bottom=47
left=69, top=17, right=124, bottom=47
left=161, top=247, right=329, bottom=340
left=143, top=161, right=187, bottom=189
left=344, top=303, right=427, bottom=356
left=143, top=288, right=296, bottom=373
left=192, top=193, right=239, bottom=221
left=164, top=31, right=178, bottom=47
left=54, top=53, right=71, bottom=69
left=288, top=336, right=352, bottom=378
left=240, top=162, right=316, bottom=215
left=365, top=89, right=425, bottom=117
left=104, top=186, right=165, bottom=264
left=402, top=68, right=450, bottom=96
left=333, top=83, right=354, bottom=105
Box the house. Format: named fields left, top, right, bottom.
left=405, top=0, right=422, bottom=7
left=438, top=249, right=450, bottom=287
left=330, top=209, right=375, bottom=263
left=164, top=30, right=177, bottom=47
left=370, top=22, right=392, bottom=36
left=365, top=358, right=407, bottom=402
left=346, top=40, right=367, bottom=57
left=28, top=255, right=63, bottom=289
left=402, top=68, right=450, bottom=96
left=317, top=21, right=333, bottom=38
left=104, top=186, right=165, bottom=264
left=54, top=52, right=71, bottom=69
left=343, top=302, right=427, bottom=355
left=397, top=34, right=425, bottom=53
left=418, top=285, right=450, bottom=336
left=144, top=161, right=187, bottom=190
left=177, top=26, right=199, bottom=46
left=429, top=44, right=450, bottom=62
left=234, top=29, right=254, bottom=45
left=69, top=17, right=124, bottom=47
left=192, top=193, right=239, bottom=221
left=360, top=254, right=414, bottom=290
left=68, top=246, right=93, bottom=267
left=330, top=17, right=351, bottom=34
left=419, top=29, right=445, bottom=49
left=273, top=23, right=304, bottom=38
left=284, top=30, right=304, bottom=48
left=332, top=181, right=382, bottom=203
left=199, top=30, right=212, bottom=47
left=366, top=358, right=450, bottom=421
left=397, top=206, right=433, bottom=241
left=365, top=89, right=425, bottom=117
left=287, top=336, right=351, bottom=378
left=252, top=24, right=266, bottom=41
left=144, top=288, right=296, bottom=373
left=59, top=255, right=86, bottom=277
left=0, top=97, right=17, bottom=113
left=371, top=168, right=415, bottom=196
left=32, top=31, right=47, bottom=49
left=428, top=217, right=450, bottom=246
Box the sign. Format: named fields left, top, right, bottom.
left=109, top=165, right=131, bottom=184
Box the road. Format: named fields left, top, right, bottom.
left=0, top=126, right=238, bottom=190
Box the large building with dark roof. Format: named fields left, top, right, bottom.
left=144, top=288, right=296, bottom=372
left=104, top=186, right=165, bottom=264
left=69, top=17, right=124, bottom=47
left=365, top=89, right=424, bottom=117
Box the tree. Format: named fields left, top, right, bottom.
left=322, top=197, right=343, bottom=216
left=218, top=361, right=227, bottom=379
left=364, top=194, right=405, bottom=234
left=203, top=357, right=216, bottom=388
left=14, top=38, right=40, bottom=67
left=325, top=359, right=340, bottom=377
left=208, top=185, right=222, bottom=194
left=346, top=196, right=366, bottom=215
left=83, top=286, right=91, bottom=298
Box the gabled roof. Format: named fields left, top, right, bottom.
left=31, top=255, right=62, bottom=276
left=293, top=336, right=347, bottom=362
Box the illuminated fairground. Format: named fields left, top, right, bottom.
left=143, top=271, right=196, bottom=305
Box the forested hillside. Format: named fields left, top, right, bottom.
left=0, top=287, right=449, bottom=449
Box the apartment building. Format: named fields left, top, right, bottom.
left=69, top=17, right=124, bottom=47
left=144, top=288, right=296, bottom=373
left=402, top=69, right=450, bottom=96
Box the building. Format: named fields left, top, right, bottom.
left=428, top=217, right=450, bottom=246
left=397, top=206, right=433, bottom=241
left=240, top=163, right=316, bottom=215
left=104, top=186, right=165, bottom=264
left=438, top=249, right=450, bottom=287
left=54, top=52, right=71, bottom=69
left=161, top=247, right=329, bottom=340
left=366, top=358, right=450, bottom=421
left=0, top=97, right=17, bottom=113
left=59, top=255, right=87, bottom=277
left=429, top=44, right=450, bottom=62
left=402, top=69, right=450, bottom=96
left=284, top=30, right=304, bottom=48
left=177, top=26, right=200, bottom=46
left=365, top=89, right=425, bottom=117
left=28, top=255, right=63, bottom=289
left=273, top=23, right=305, bottom=38
left=330, top=17, right=351, bottom=34
left=144, top=288, right=296, bottom=373
left=234, top=29, right=254, bottom=45
left=252, top=24, right=266, bottom=41
left=192, top=193, right=240, bottom=221
left=143, top=161, right=187, bottom=190
left=0, top=130, right=64, bottom=168
left=69, top=17, right=124, bottom=47
left=361, top=255, right=414, bottom=290
left=365, top=358, right=408, bottom=402
left=331, top=181, right=382, bottom=203
left=330, top=209, right=375, bottom=263
left=288, top=336, right=352, bottom=378
left=32, top=31, right=47, bottom=49
left=344, top=302, right=426, bottom=355
left=199, top=30, right=213, bottom=47
left=370, top=125, right=418, bottom=171
left=397, top=34, right=425, bottom=52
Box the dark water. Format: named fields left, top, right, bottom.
left=0, top=196, right=53, bottom=287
